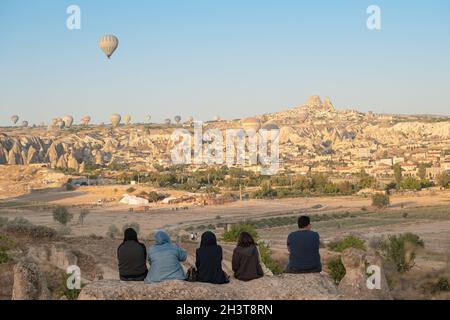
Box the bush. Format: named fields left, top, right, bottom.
left=52, top=206, right=73, bottom=226
left=65, top=183, right=75, bottom=191
left=126, top=187, right=136, bottom=194
left=0, top=235, right=13, bottom=264
left=328, top=258, right=346, bottom=285
left=222, top=224, right=258, bottom=243
left=58, top=226, right=72, bottom=236
left=122, top=222, right=140, bottom=235
left=5, top=218, right=57, bottom=238
left=106, top=225, right=120, bottom=239
left=372, top=193, right=390, bottom=209
left=54, top=272, right=84, bottom=300
left=328, top=236, right=367, bottom=252
left=78, top=209, right=90, bottom=225
left=432, top=278, right=450, bottom=293
left=258, top=242, right=283, bottom=275
left=379, top=233, right=424, bottom=273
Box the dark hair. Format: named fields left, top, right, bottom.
left=298, top=216, right=310, bottom=229
left=237, top=232, right=256, bottom=247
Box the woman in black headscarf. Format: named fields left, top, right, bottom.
left=117, top=228, right=148, bottom=281
left=195, top=231, right=229, bottom=284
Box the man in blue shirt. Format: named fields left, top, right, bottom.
left=285, top=216, right=322, bottom=273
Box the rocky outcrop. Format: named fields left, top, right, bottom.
left=338, top=248, right=391, bottom=300
left=79, top=273, right=339, bottom=300
left=27, top=244, right=78, bottom=271
left=12, top=260, right=50, bottom=300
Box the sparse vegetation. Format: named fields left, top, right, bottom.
left=65, top=183, right=75, bottom=191
left=126, top=187, right=136, bottom=194
left=222, top=224, right=259, bottom=242
left=52, top=206, right=73, bottom=226
left=379, top=233, right=424, bottom=273
left=0, top=235, right=13, bottom=264
left=432, top=277, right=450, bottom=293
left=54, top=272, right=84, bottom=300
left=328, top=236, right=367, bottom=252
left=371, top=193, right=390, bottom=209
left=4, top=217, right=57, bottom=238
left=258, top=242, right=283, bottom=275
left=328, top=258, right=346, bottom=285
left=78, top=209, right=90, bottom=225
left=107, top=224, right=120, bottom=239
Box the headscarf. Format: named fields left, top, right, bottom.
left=123, top=228, right=138, bottom=243
left=154, top=230, right=171, bottom=245
left=200, top=231, right=217, bottom=248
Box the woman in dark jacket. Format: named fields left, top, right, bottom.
left=232, top=232, right=264, bottom=281
left=195, top=231, right=229, bottom=284
left=117, top=228, right=148, bottom=281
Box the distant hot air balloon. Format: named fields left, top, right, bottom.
left=21, top=121, right=29, bottom=128
left=186, top=116, right=193, bottom=124
left=99, top=35, right=119, bottom=59
left=110, top=114, right=121, bottom=127
left=11, top=115, right=19, bottom=125
left=241, top=117, right=261, bottom=135
left=124, top=115, right=131, bottom=125
left=213, top=115, right=220, bottom=121
left=164, top=118, right=171, bottom=126
left=63, top=115, right=74, bottom=128
left=81, top=116, right=91, bottom=126
left=146, top=115, right=152, bottom=123
left=174, top=115, right=181, bottom=124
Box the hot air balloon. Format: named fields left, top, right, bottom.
left=21, top=121, right=29, bottom=128
left=81, top=116, right=91, bottom=126
left=241, top=117, right=261, bottom=134
left=186, top=116, right=193, bottom=124
left=99, top=35, right=119, bottom=59
left=11, top=115, right=19, bottom=125
left=146, top=115, right=152, bottom=123
left=52, top=117, right=62, bottom=126
left=63, top=115, right=74, bottom=128
left=110, top=114, right=121, bottom=127
left=174, top=115, right=181, bottom=124
left=123, top=115, right=131, bottom=125
left=164, top=119, right=171, bottom=126
left=213, top=115, right=220, bottom=121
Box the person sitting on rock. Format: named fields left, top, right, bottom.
left=117, top=228, right=148, bottom=281
left=195, top=231, right=229, bottom=284
left=232, top=232, right=264, bottom=281
left=285, top=216, right=322, bottom=274
left=145, top=230, right=187, bottom=283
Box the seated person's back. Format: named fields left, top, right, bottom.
left=117, top=228, right=148, bottom=281
left=145, top=230, right=187, bottom=283
left=232, top=232, right=264, bottom=281
left=286, top=216, right=322, bottom=273
left=196, top=231, right=229, bottom=284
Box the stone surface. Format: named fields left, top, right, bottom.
left=338, top=248, right=391, bottom=300
left=12, top=260, right=50, bottom=300
left=79, top=274, right=340, bottom=300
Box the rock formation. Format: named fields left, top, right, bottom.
left=79, top=273, right=340, bottom=300
left=12, top=260, right=50, bottom=300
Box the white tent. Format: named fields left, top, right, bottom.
left=120, top=194, right=149, bottom=205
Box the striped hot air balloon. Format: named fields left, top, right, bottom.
left=99, top=35, right=119, bottom=59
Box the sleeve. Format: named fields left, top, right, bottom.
left=178, top=247, right=188, bottom=262
left=195, top=250, right=200, bottom=269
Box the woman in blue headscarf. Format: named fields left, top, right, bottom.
left=145, top=230, right=187, bottom=283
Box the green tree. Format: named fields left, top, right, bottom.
left=372, top=193, right=390, bottom=209
left=400, top=177, right=422, bottom=191
left=379, top=233, right=424, bottom=273
left=436, top=172, right=450, bottom=188
left=52, top=206, right=73, bottom=226
left=393, top=163, right=403, bottom=186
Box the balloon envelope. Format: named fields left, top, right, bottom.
left=11, top=115, right=19, bottom=124
left=99, top=35, right=119, bottom=59
left=110, top=114, right=121, bottom=127
left=21, top=121, right=29, bottom=128
left=63, top=115, right=74, bottom=128
left=124, top=115, right=131, bottom=125
left=174, top=116, right=181, bottom=124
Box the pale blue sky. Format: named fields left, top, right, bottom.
left=0, top=0, right=449, bottom=126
